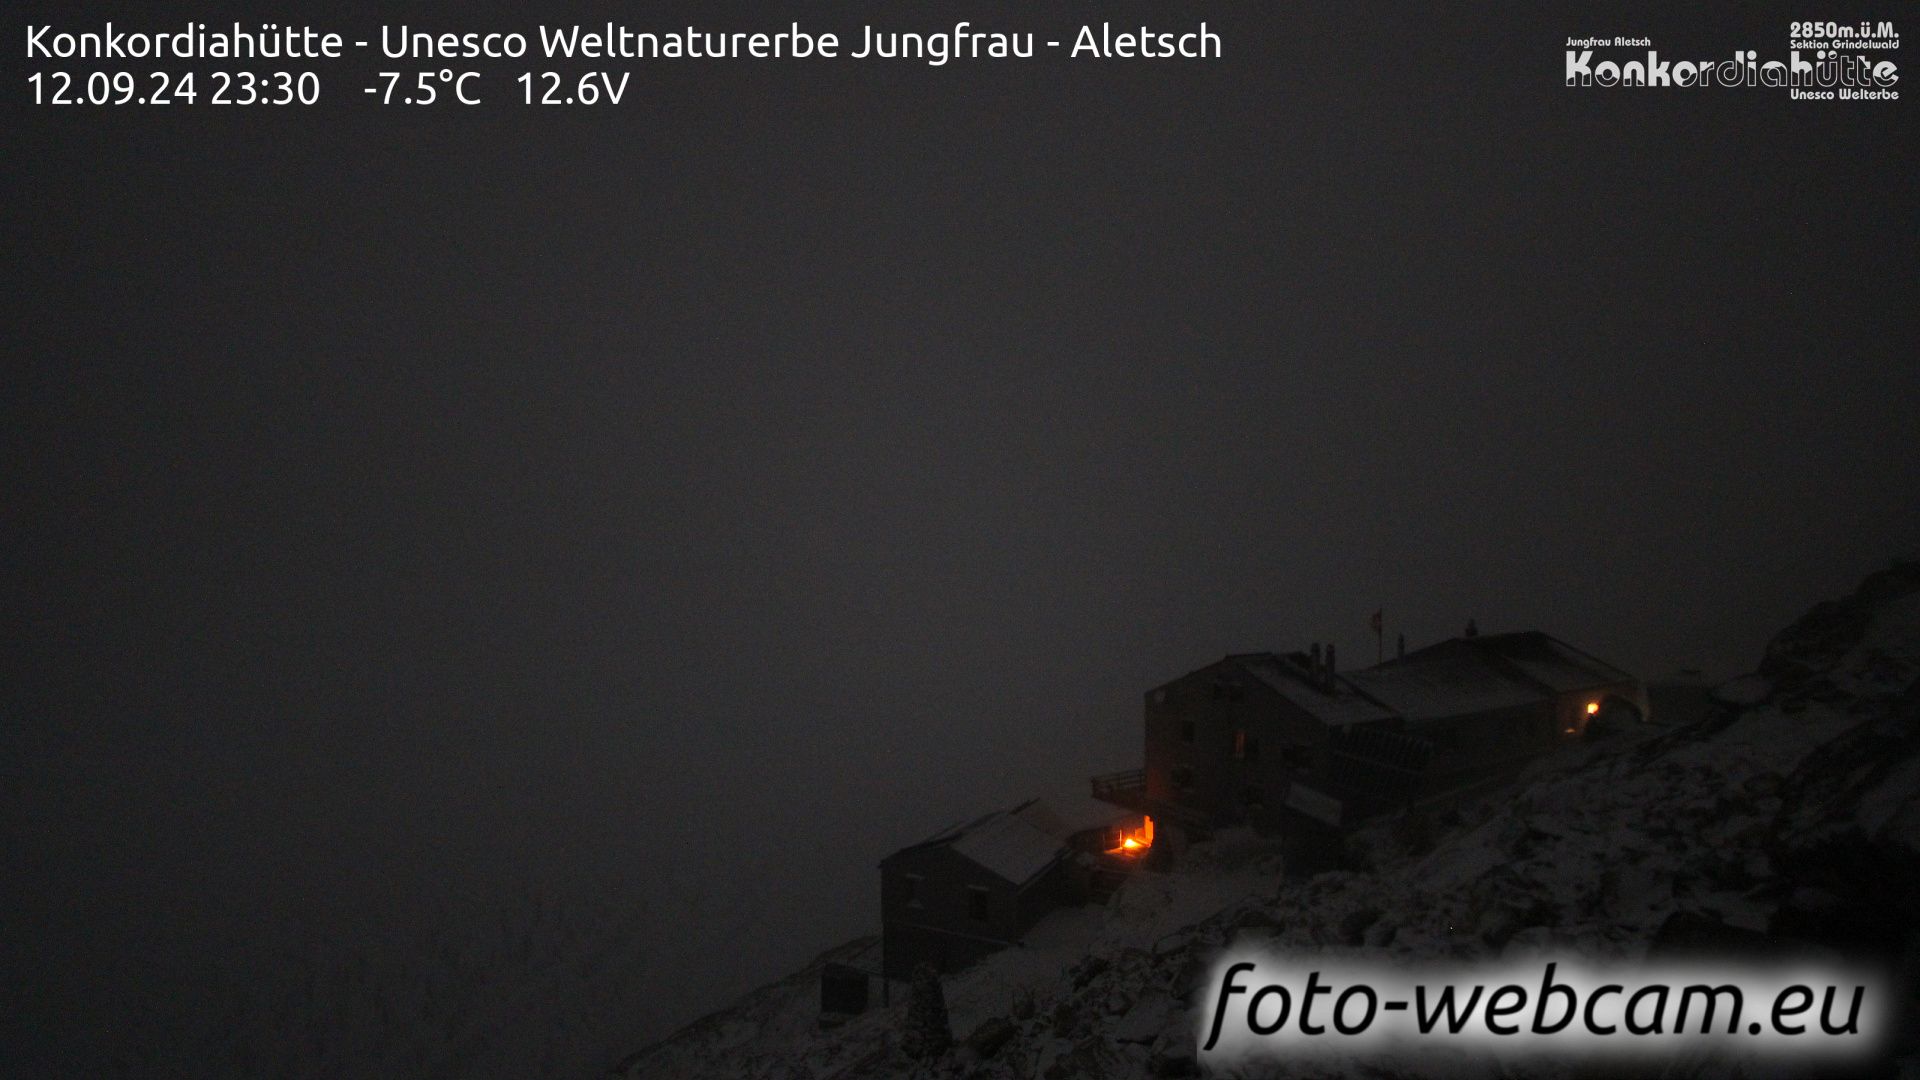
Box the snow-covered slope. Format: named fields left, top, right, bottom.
left=616, top=562, right=1920, bottom=1078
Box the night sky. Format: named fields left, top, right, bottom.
left=5, top=0, right=1917, bottom=1071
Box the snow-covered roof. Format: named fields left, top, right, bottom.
left=1344, top=643, right=1546, bottom=721
left=1284, top=782, right=1344, bottom=827
left=1228, top=653, right=1399, bottom=727
left=916, top=809, right=1000, bottom=848
left=1468, top=632, right=1635, bottom=693
left=949, top=812, right=1065, bottom=887
left=1016, top=794, right=1135, bottom=841
left=890, top=797, right=1110, bottom=885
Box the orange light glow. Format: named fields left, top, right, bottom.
left=1586, top=701, right=1601, bottom=715
left=1107, top=815, right=1155, bottom=856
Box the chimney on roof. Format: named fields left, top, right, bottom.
left=1309, top=642, right=1322, bottom=679
left=1397, top=632, right=1406, bottom=660
left=1324, top=642, right=1337, bottom=688
left=1464, top=618, right=1479, bottom=639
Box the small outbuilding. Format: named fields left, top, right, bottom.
left=879, top=796, right=1151, bottom=979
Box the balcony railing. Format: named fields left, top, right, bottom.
left=1089, top=767, right=1146, bottom=808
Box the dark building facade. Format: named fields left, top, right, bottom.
left=1141, top=649, right=1395, bottom=831
left=1141, top=632, right=1645, bottom=834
